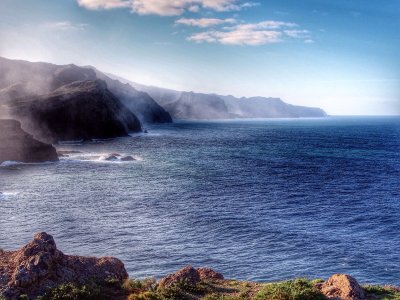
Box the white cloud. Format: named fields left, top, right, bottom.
left=187, top=21, right=310, bottom=46
left=77, top=0, right=258, bottom=16
left=188, top=29, right=282, bottom=46
left=176, top=18, right=237, bottom=28
left=77, top=0, right=130, bottom=10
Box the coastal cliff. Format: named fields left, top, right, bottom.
left=8, top=80, right=141, bottom=143
left=0, top=233, right=398, bottom=300
left=0, top=119, right=58, bottom=164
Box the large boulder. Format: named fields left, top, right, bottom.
left=158, top=266, right=224, bottom=288
left=0, top=119, right=58, bottom=164
left=0, top=232, right=128, bottom=299
left=320, top=274, right=365, bottom=300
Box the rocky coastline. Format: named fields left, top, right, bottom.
left=0, top=233, right=398, bottom=300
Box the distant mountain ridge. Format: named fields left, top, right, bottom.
left=107, top=74, right=328, bottom=119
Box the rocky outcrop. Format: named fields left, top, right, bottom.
left=9, top=80, right=141, bottom=143
left=0, top=232, right=128, bottom=300
left=158, top=266, right=224, bottom=288
left=320, top=274, right=366, bottom=300
left=0, top=119, right=58, bottom=164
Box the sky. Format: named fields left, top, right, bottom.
left=0, top=0, right=399, bottom=115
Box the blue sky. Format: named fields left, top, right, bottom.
left=0, top=0, right=399, bottom=115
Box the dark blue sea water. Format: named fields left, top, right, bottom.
left=0, top=117, right=399, bottom=285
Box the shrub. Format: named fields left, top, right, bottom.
left=254, top=278, right=326, bottom=300
left=128, top=291, right=162, bottom=300
left=203, top=294, right=249, bottom=300
left=36, top=283, right=102, bottom=300
left=123, top=278, right=157, bottom=294
left=363, top=285, right=400, bottom=300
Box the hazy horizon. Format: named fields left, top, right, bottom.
left=0, top=0, right=399, bottom=116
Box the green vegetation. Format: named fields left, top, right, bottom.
left=35, top=283, right=102, bottom=300
left=2, top=276, right=397, bottom=300
left=364, top=285, right=400, bottom=300
left=254, top=278, right=326, bottom=300
left=34, top=278, right=126, bottom=300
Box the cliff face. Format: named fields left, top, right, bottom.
left=0, top=119, right=58, bottom=163
left=9, top=80, right=141, bottom=143
left=93, top=69, right=172, bottom=124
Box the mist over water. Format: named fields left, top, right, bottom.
left=0, top=117, right=399, bottom=285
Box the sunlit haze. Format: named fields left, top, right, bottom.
left=1, top=0, right=399, bottom=115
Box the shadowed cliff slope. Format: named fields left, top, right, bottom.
left=8, top=80, right=141, bottom=143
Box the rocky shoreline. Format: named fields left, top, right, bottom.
left=0, top=233, right=398, bottom=300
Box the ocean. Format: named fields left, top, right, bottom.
left=0, top=116, right=399, bottom=285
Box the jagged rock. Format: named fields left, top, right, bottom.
left=121, top=156, right=135, bottom=161
left=321, top=274, right=365, bottom=300
left=0, top=232, right=128, bottom=299
left=158, top=266, right=223, bottom=288
left=109, top=153, right=121, bottom=157
left=105, top=155, right=119, bottom=161
left=0, top=119, right=58, bottom=164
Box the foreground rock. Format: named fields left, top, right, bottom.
left=0, top=119, right=58, bottom=164
left=320, top=274, right=365, bottom=300
left=0, top=232, right=127, bottom=299
left=159, top=265, right=224, bottom=288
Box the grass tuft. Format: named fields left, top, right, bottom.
left=254, top=278, right=326, bottom=300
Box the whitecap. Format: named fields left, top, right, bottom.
left=58, top=139, right=84, bottom=145
left=0, top=161, right=56, bottom=168
left=0, top=191, right=19, bottom=200
left=0, top=160, right=23, bottom=167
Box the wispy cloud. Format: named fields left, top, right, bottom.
left=77, top=0, right=258, bottom=16
left=176, top=18, right=237, bottom=28
left=188, top=29, right=282, bottom=45
left=187, top=21, right=307, bottom=46
left=45, top=21, right=88, bottom=31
